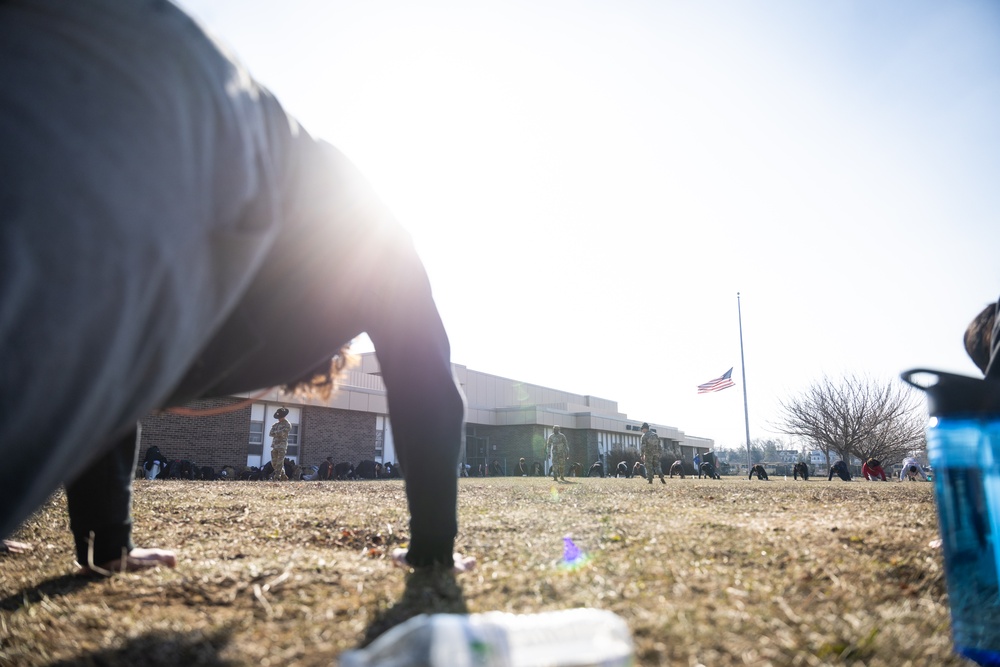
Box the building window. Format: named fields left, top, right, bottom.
left=287, top=424, right=300, bottom=458
left=374, top=429, right=384, bottom=459
left=249, top=420, right=264, bottom=457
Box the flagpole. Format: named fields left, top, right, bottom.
left=737, top=292, right=752, bottom=474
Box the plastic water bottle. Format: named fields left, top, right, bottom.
left=338, top=608, right=634, bottom=667
left=903, top=369, right=1000, bottom=666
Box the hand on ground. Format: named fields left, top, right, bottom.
left=77, top=547, right=178, bottom=576
left=1, top=539, right=33, bottom=554
left=391, top=548, right=476, bottom=573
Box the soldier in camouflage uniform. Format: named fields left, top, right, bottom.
left=640, top=423, right=666, bottom=484
left=546, top=425, right=569, bottom=481
left=268, top=407, right=291, bottom=481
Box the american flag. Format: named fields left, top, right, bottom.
left=697, top=368, right=735, bottom=394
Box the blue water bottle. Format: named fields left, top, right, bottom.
left=902, top=369, right=1000, bottom=666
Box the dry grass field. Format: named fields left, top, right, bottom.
left=0, top=475, right=974, bottom=666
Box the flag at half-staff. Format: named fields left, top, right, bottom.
left=697, top=368, right=735, bottom=394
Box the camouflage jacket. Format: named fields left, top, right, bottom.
left=546, top=432, right=569, bottom=458
left=641, top=431, right=660, bottom=459
left=269, top=419, right=291, bottom=447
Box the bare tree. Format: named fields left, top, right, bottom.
left=743, top=440, right=772, bottom=464
left=853, top=395, right=926, bottom=465
left=751, top=438, right=783, bottom=462
left=775, top=374, right=926, bottom=466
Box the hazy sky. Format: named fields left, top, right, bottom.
left=176, top=0, right=1000, bottom=450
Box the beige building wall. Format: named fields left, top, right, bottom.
left=348, top=352, right=712, bottom=454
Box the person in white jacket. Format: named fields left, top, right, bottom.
left=899, top=457, right=927, bottom=481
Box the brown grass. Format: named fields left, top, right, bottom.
left=0, top=476, right=969, bottom=666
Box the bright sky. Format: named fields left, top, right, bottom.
left=177, top=0, right=1000, bottom=450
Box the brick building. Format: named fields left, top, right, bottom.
left=139, top=352, right=713, bottom=474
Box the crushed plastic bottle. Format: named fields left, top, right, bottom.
left=338, top=608, right=634, bottom=667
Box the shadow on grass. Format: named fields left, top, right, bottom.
left=46, top=628, right=236, bottom=667
left=3, top=576, right=237, bottom=666
left=360, top=565, right=468, bottom=647
left=0, top=574, right=94, bottom=612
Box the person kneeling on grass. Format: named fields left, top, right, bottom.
left=0, top=0, right=470, bottom=575
left=748, top=464, right=769, bottom=481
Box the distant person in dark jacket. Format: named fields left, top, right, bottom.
left=142, top=446, right=167, bottom=481
left=828, top=460, right=852, bottom=481
left=699, top=462, right=719, bottom=479
left=749, top=464, right=769, bottom=481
